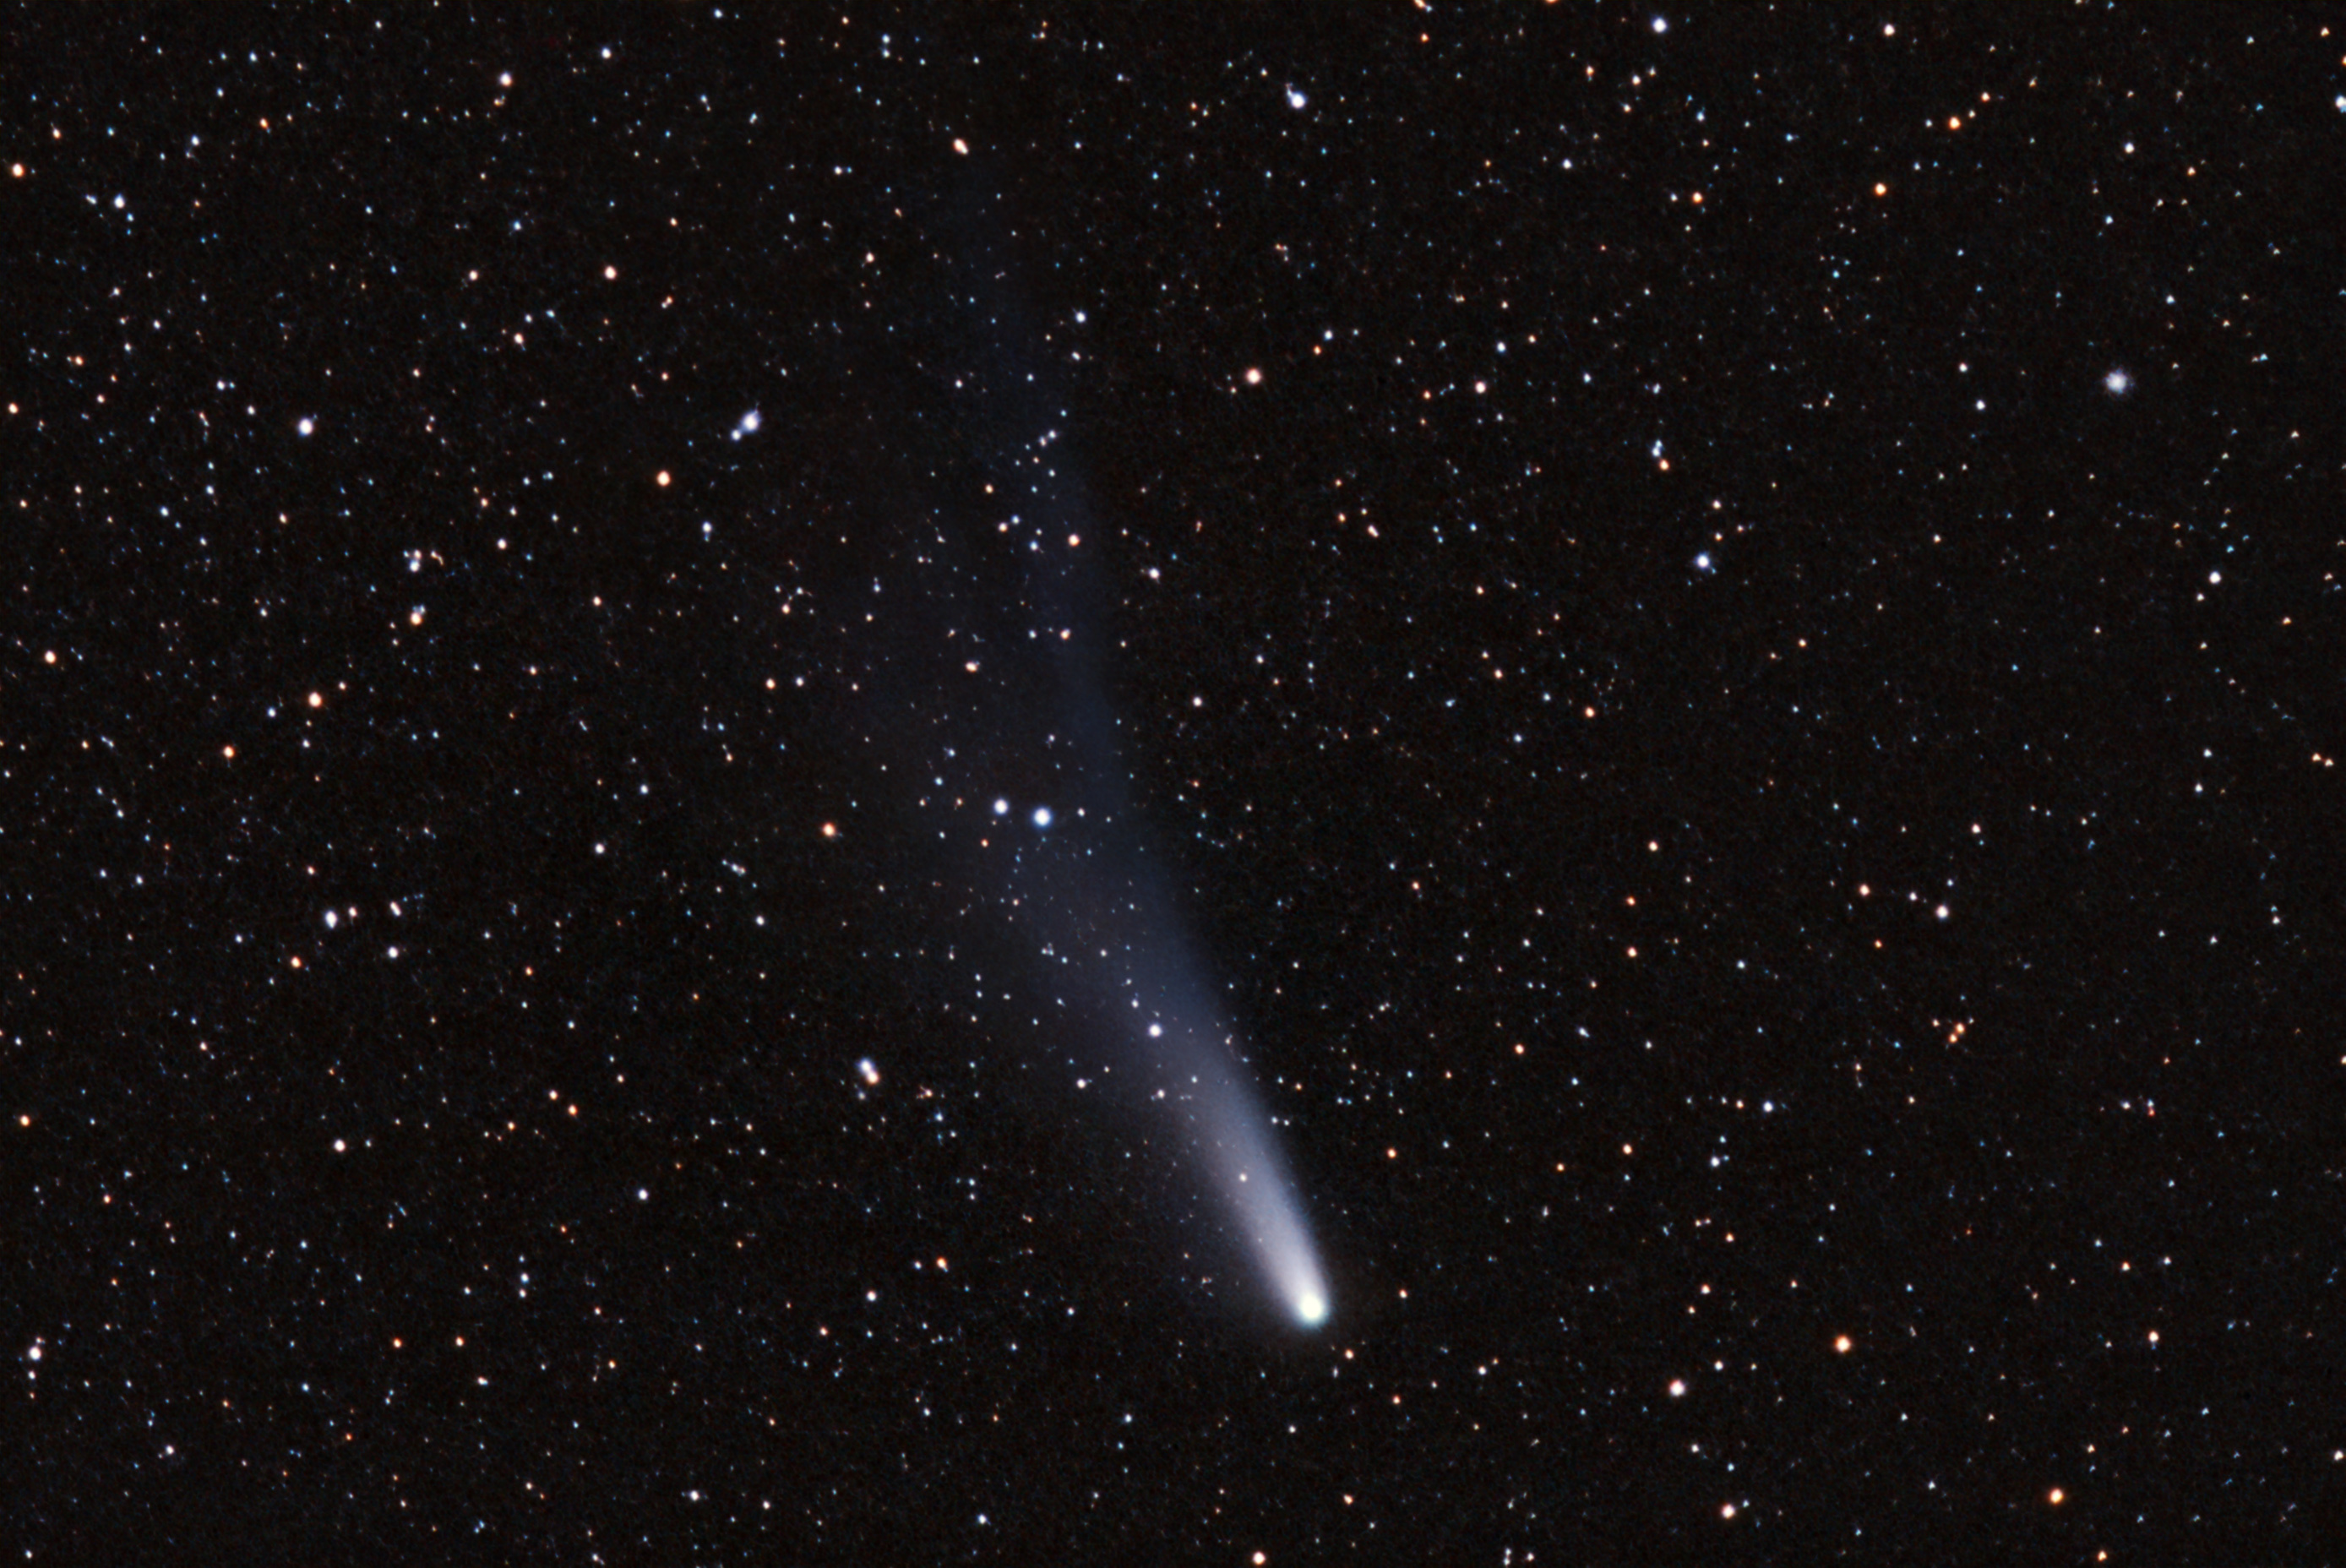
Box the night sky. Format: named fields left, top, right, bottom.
left=8, top=6, right=2343, bottom=1560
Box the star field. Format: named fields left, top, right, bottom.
left=6, top=7, right=2341, bottom=1561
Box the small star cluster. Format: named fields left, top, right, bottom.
left=5, top=6, right=2337, bottom=1561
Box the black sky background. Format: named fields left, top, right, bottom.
left=5, top=5, right=2342, bottom=1561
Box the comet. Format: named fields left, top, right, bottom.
left=874, top=166, right=1331, bottom=1328
left=1157, top=1019, right=1331, bottom=1329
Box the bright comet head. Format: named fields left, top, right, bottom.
left=1271, top=1238, right=1331, bottom=1330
